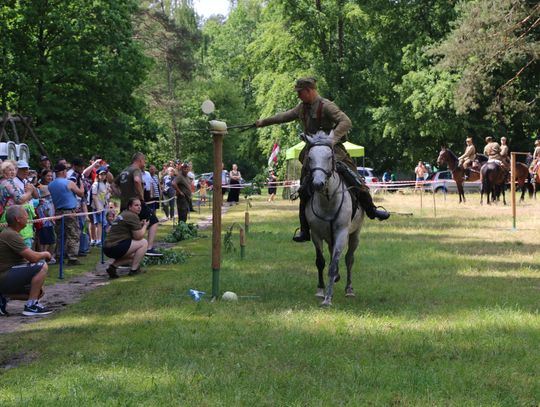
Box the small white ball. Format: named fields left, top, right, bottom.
left=222, top=291, right=238, bottom=301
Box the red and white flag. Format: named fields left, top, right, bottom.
left=268, top=143, right=280, bottom=166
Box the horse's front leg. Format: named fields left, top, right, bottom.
left=314, top=243, right=325, bottom=298
left=321, top=230, right=348, bottom=307
left=345, top=231, right=360, bottom=297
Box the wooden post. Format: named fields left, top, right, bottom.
left=240, top=227, right=246, bottom=259
left=210, top=122, right=227, bottom=299
left=511, top=152, right=517, bottom=230
left=244, top=211, right=249, bottom=233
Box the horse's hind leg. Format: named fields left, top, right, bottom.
left=344, top=232, right=360, bottom=297
left=315, top=245, right=325, bottom=298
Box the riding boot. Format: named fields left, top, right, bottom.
left=357, top=185, right=390, bottom=220
left=464, top=167, right=470, bottom=180
left=293, top=198, right=311, bottom=242
left=336, top=161, right=390, bottom=221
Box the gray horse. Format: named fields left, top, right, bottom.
left=304, top=131, right=364, bottom=307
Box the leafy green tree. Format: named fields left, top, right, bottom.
left=434, top=0, right=539, bottom=148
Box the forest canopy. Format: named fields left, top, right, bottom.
left=1, top=0, right=538, bottom=177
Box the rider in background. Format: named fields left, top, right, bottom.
left=484, top=136, right=503, bottom=162
left=500, top=137, right=510, bottom=168
left=529, top=139, right=540, bottom=174
left=256, top=77, right=389, bottom=243
left=458, top=137, right=476, bottom=179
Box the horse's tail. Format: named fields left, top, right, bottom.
left=527, top=171, right=534, bottom=197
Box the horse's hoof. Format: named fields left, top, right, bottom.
left=345, top=288, right=355, bottom=297
left=315, top=288, right=325, bottom=298
left=334, top=273, right=341, bottom=283
left=320, top=298, right=332, bottom=307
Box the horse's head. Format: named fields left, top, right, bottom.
left=437, top=147, right=448, bottom=167
left=305, top=130, right=335, bottom=192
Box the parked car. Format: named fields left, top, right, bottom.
left=195, top=172, right=213, bottom=189
left=357, top=166, right=379, bottom=184
left=195, top=172, right=246, bottom=189
left=424, top=170, right=481, bottom=193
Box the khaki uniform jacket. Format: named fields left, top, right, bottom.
left=484, top=142, right=502, bottom=160
left=458, top=145, right=476, bottom=161
left=500, top=144, right=509, bottom=159
left=259, top=96, right=353, bottom=169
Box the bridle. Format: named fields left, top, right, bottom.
left=307, top=143, right=345, bottom=224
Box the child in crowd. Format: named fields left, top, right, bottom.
left=91, top=167, right=110, bottom=246
left=199, top=178, right=208, bottom=206
left=105, top=210, right=116, bottom=233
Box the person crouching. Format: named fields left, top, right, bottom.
left=0, top=205, right=53, bottom=316
left=103, top=197, right=149, bottom=278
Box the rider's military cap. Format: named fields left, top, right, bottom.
left=294, top=77, right=317, bottom=91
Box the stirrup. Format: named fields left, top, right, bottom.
left=292, top=227, right=310, bottom=242
left=290, top=190, right=299, bottom=201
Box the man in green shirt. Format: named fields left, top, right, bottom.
left=114, top=152, right=162, bottom=257
left=256, top=77, right=389, bottom=242
left=0, top=205, right=52, bottom=316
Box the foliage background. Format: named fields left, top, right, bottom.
left=0, top=0, right=538, bottom=177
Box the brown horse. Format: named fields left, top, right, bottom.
left=474, top=154, right=531, bottom=202
left=481, top=162, right=507, bottom=205
left=437, top=147, right=480, bottom=203
left=513, top=162, right=532, bottom=201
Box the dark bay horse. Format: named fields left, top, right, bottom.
left=437, top=147, right=480, bottom=203
left=481, top=162, right=507, bottom=205
left=476, top=154, right=531, bottom=202
left=304, top=131, right=364, bottom=307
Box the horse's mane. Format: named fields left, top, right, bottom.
left=476, top=153, right=488, bottom=162
left=306, top=130, right=334, bottom=147
left=445, top=148, right=458, bottom=162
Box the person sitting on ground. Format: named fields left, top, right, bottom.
left=113, top=152, right=162, bottom=256
left=0, top=205, right=53, bottom=316
left=103, top=197, right=149, bottom=279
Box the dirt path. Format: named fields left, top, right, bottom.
left=0, top=207, right=229, bottom=335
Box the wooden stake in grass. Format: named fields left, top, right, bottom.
left=245, top=211, right=250, bottom=233
left=240, top=227, right=246, bottom=259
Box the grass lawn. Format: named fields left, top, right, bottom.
left=1, top=191, right=539, bottom=406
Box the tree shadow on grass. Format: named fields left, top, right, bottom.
left=1, top=297, right=538, bottom=406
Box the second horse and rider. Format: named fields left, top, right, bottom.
left=255, top=77, right=390, bottom=243
left=458, top=136, right=510, bottom=180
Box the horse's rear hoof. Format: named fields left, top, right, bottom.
left=345, top=288, right=355, bottom=297
left=315, top=288, right=325, bottom=298
left=320, top=297, right=332, bottom=307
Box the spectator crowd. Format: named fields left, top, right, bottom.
left=0, top=152, right=207, bottom=317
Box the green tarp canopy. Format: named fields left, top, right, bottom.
left=285, top=141, right=365, bottom=160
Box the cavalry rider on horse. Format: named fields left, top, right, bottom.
left=255, top=77, right=389, bottom=243
left=483, top=136, right=507, bottom=171
left=458, top=136, right=476, bottom=178
left=529, top=139, right=540, bottom=174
